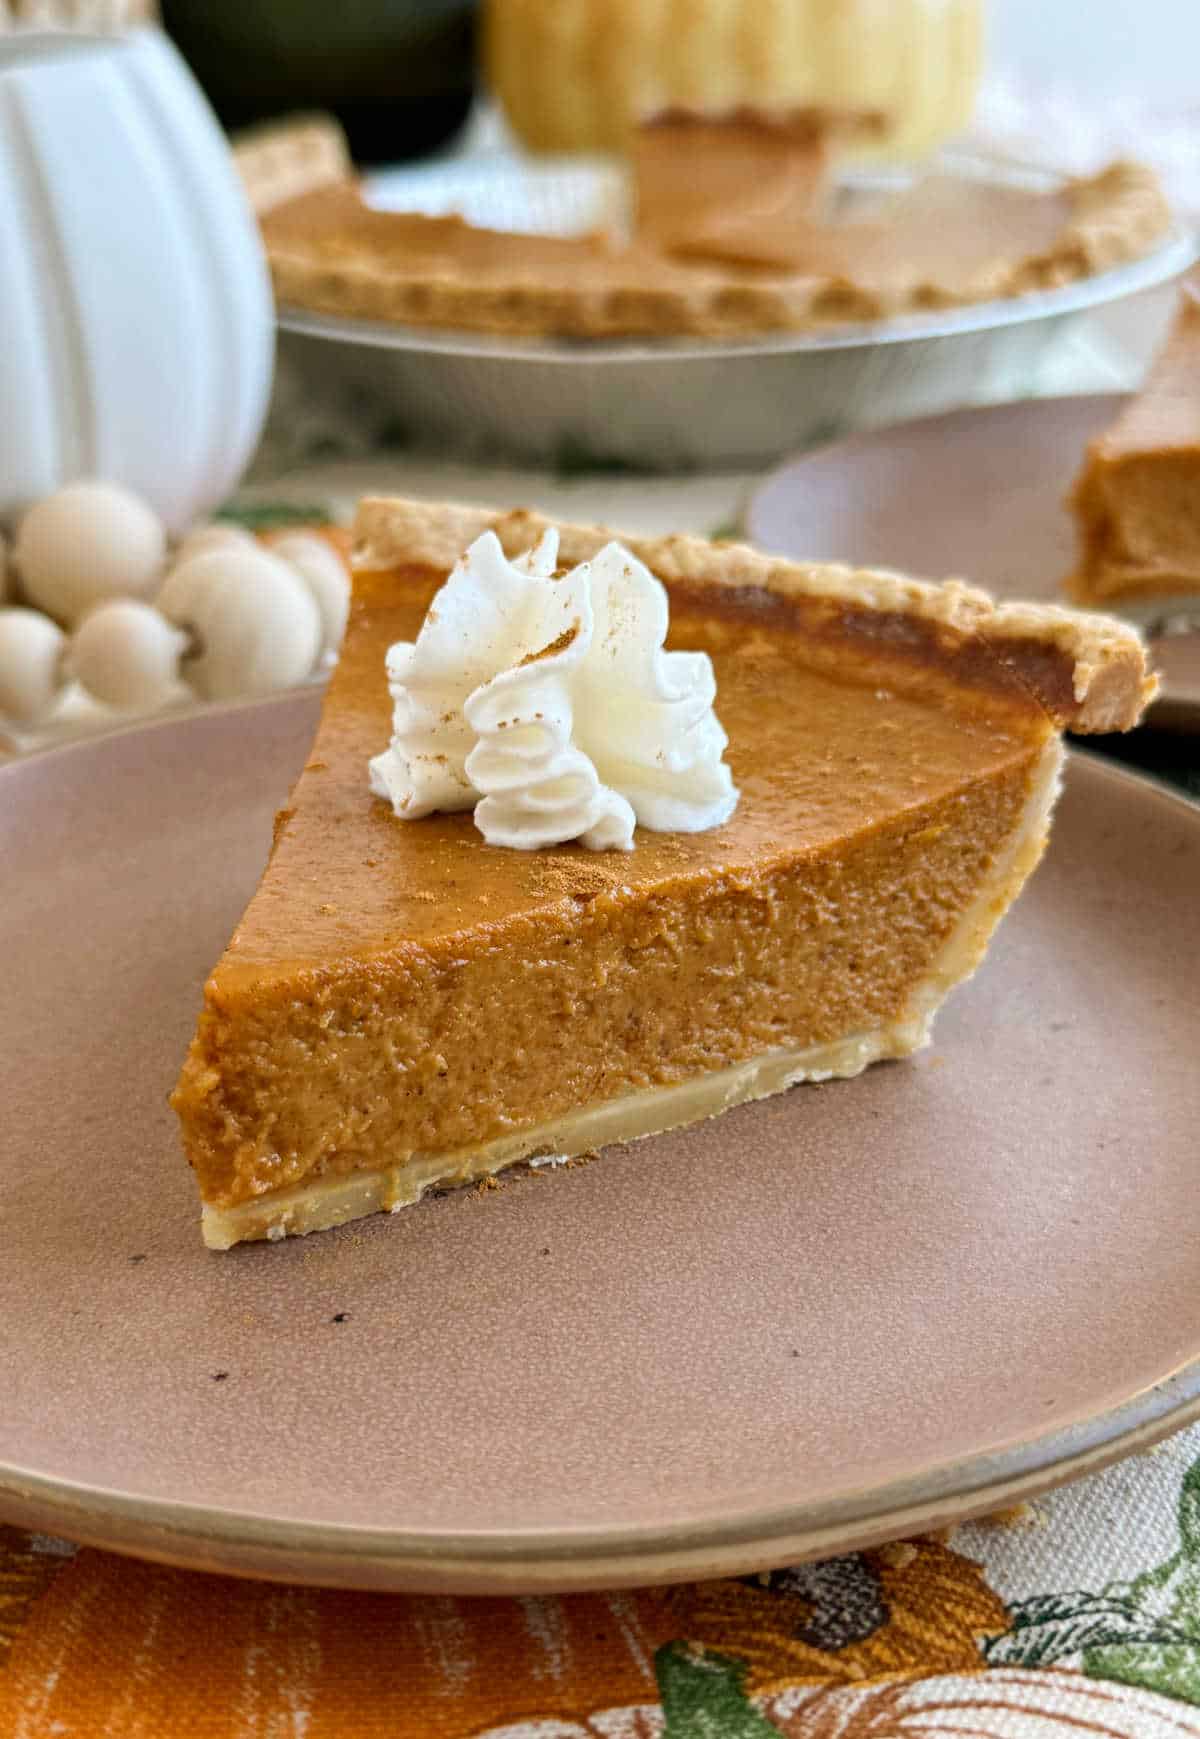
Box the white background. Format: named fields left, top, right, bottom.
left=990, top=0, right=1200, bottom=103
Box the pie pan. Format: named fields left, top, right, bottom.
left=272, top=154, right=1197, bottom=470
left=1, top=697, right=1198, bottom=1592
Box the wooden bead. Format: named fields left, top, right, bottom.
left=0, top=607, right=67, bottom=725
left=14, top=480, right=166, bottom=625
left=270, top=532, right=351, bottom=662
left=158, top=546, right=322, bottom=699
left=69, top=599, right=188, bottom=712
left=171, top=522, right=259, bottom=568
left=156, top=548, right=220, bottom=627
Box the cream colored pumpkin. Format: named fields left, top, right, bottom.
left=486, top=0, right=982, bottom=160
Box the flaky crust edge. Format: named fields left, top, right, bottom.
left=233, top=115, right=352, bottom=217
left=258, top=160, right=1172, bottom=340
left=352, top=495, right=1157, bottom=734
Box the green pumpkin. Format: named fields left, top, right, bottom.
left=160, top=0, right=478, bottom=163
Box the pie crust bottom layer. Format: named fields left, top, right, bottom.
left=200, top=736, right=1062, bottom=1249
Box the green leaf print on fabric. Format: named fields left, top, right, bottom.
left=1085, top=1457, right=1200, bottom=1703
left=984, top=1591, right=1189, bottom=1666
left=656, top=1641, right=780, bottom=1738
left=1088, top=1643, right=1200, bottom=1705
left=989, top=1455, right=1200, bottom=1706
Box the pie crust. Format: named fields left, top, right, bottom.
left=234, top=114, right=352, bottom=217
left=353, top=499, right=1157, bottom=733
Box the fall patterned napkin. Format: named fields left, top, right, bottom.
left=4, top=1422, right=1200, bottom=1736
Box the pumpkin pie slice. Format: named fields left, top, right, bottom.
left=1066, top=283, right=1200, bottom=607
left=242, top=116, right=1171, bottom=340
left=172, top=499, right=1155, bottom=1248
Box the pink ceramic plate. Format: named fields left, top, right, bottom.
left=747, top=395, right=1200, bottom=727
left=2, top=697, right=1199, bottom=1594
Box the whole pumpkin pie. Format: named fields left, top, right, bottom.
left=1066, top=282, right=1200, bottom=607
left=171, top=498, right=1154, bottom=1248
left=241, top=113, right=1172, bottom=341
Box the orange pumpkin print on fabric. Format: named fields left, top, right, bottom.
left=0, top=1527, right=68, bottom=1670
left=666, top=1539, right=1009, bottom=1696
left=760, top=1666, right=1200, bottom=1737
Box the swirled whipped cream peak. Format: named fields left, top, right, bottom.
left=368, top=528, right=739, bottom=851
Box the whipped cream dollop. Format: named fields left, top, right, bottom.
left=368, top=529, right=738, bottom=851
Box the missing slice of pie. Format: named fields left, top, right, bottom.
left=172, top=498, right=1155, bottom=1248
left=1066, top=282, right=1200, bottom=608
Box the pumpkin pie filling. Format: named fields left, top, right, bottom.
left=1067, top=284, right=1200, bottom=606
left=171, top=501, right=1154, bottom=1248
left=630, top=107, right=883, bottom=260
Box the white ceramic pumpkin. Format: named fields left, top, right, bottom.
left=0, top=28, right=273, bottom=531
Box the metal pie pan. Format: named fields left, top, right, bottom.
left=274, top=227, right=1198, bottom=469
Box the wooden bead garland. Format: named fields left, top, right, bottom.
left=0, top=485, right=352, bottom=728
